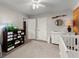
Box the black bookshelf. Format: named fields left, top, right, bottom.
left=14, top=29, right=25, bottom=48
left=2, top=29, right=25, bottom=52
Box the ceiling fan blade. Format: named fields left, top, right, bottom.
left=38, top=0, right=42, bottom=3
left=38, top=4, right=45, bottom=7
left=37, top=0, right=47, bottom=3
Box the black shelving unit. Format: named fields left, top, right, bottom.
left=14, top=30, right=25, bottom=48
left=2, top=29, right=25, bottom=52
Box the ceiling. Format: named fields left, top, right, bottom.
left=0, top=0, right=78, bottom=18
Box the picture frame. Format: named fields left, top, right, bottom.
left=55, top=19, right=63, bottom=26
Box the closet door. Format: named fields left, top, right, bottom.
left=27, top=19, right=36, bottom=39
left=37, top=18, right=48, bottom=41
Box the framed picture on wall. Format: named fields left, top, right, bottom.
left=55, top=19, right=63, bottom=26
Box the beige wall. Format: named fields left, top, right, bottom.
left=0, top=5, right=27, bottom=44
left=48, top=15, right=73, bottom=32
left=0, top=6, right=25, bottom=29
left=26, top=15, right=73, bottom=42
left=73, top=0, right=79, bottom=10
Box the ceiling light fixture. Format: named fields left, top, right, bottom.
left=32, top=0, right=45, bottom=10
left=32, top=0, right=39, bottom=10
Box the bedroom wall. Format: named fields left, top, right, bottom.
left=48, top=15, right=73, bottom=33
left=26, top=14, right=73, bottom=42
left=0, top=5, right=27, bottom=44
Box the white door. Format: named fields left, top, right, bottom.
left=36, top=18, right=47, bottom=41
left=27, top=19, right=36, bottom=39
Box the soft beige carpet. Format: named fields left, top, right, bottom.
left=4, top=40, right=60, bottom=58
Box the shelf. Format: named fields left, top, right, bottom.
left=20, top=40, right=24, bottom=44
left=18, top=36, right=21, bottom=38
left=18, top=31, right=21, bottom=34
left=7, top=46, right=14, bottom=51
left=15, top=40, right=20, bottom=45
left=7, top=32, right=13, bottom=35
left=2, top=29, right=25, bottom=52
left=7, top=35, right=13, bottom=39
left=14, top=34, right=17, bottom=37
left=21, top=32, right=24, bottom=35
left=8, top=44, right=14, bottom=48
left=7, top=38, right=13, bottom=41
left=14, top=38, right=17, bottom=40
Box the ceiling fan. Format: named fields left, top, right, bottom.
left=32, top=0, right=46, bottom=10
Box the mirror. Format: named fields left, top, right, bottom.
left=55, top=19, right=63, bottom=26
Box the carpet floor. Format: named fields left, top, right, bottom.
left=4, top=40, right=60, bottom=58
